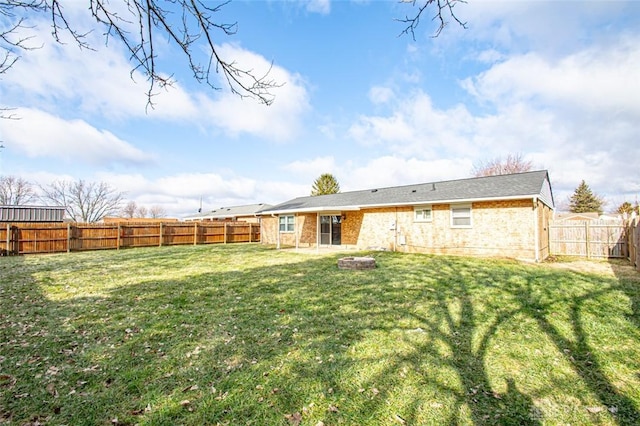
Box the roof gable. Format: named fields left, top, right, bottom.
left=260, top=171, right=554, bottom=214
left=183, top=203, right=272, bottom=220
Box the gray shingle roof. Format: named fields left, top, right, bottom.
left=184, top=203, right=272, bottom=220
left=260, top=170, right=554, bottom=214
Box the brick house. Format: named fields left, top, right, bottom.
left=183, top=203, right=272, bottom=223
left=259, top=171, right=555, bottom=261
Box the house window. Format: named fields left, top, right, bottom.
left=279, top=215, right=295, bottom=232
left=414, top=206, right=432, bottom=222
left=451, top=205, right=472, bottom=228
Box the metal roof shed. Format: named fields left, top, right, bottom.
left=0, top=206, right=66, bottom=222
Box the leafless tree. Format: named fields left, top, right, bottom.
left=0, top=175, right=37, bottom=205
left=472, top=153, right=534, bottom=177
left=149, top=205, right=166, bottom=218
left=39, top=179, right=124, bottom=222
left=135, top=205, right=148, bottom=218
left=397, top=0, right=467, bottom=39
left=121, top=200, right=137, bottom=218
left=1, top=0, right=281, bottom=108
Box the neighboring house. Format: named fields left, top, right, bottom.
left=554, top=212, right=621, bottom=222
left=0, top=205, right=66, bottom=222
left=103, top=217, right=178, bottom=224
left=259, top=170, right=555, bottom=262
left=554, top=212, right=600, bottom=221
left=183, top=203, right=272, bottom=223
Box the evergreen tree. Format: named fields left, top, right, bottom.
left=311, top=174, right=341, bottom=196
left=569, top=180, right=604, bottom=214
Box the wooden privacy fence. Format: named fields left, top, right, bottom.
left=628, top=217, right=640, bottom=271
left=549, top=218, right=640, bottom=270
left=549, top=220, right=627, bottom=259
left=0, top=221, right=260, bottom=255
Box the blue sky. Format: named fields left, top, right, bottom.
left=1, top=0, right=639, bottom=217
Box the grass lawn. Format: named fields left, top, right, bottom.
left=1, top=244, right=640, bottom=425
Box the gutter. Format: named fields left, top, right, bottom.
left=259, top=194, right=552, bottom=216
left=533, top=196, right=539, bottom=262
left=271, top=213, right=280, bottom=250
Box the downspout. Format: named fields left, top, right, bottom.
left=533, top=197, right=539, bottom=262
left=272, top=214, right=280, bottom=250
left=295, top=213, right=299, bottom=250
left=316, top=213, right=320, bottom=254
left=394, top=207, right=398, bottom=252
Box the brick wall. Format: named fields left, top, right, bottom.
left=261, top=199, right=548, bottom=261
left=260, top=213, right=317, bottom=248
left=261, top=216, right=278, bottom=245
left=537, top=200, right=553, bottom=260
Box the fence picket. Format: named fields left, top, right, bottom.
left=550, top=219, right=627, bottom=259
left=0, top=221, right=260, bottom=256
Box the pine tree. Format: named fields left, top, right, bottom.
left=311, top=174, right=340, bottom=196
left=569, top=180, right=604, bottom=214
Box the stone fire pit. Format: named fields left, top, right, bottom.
left=337, top=256, right=376, bottom=270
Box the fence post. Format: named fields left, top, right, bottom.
left=67, top=223, right=71, bottom=253
left=249, top=223, right=252, bottom=242
left=635, top=219, right=640, bottom=272
left=224, top=223, right=227, bottom=244
left=5, top=223, right=9, bottom=256
left=194, top=222, right=198, bottom=246
left=585, top=221, right=590, bottom=259
left=117, top=224, right=121, bottom=250
left=159, top=223, right=163, bottom=247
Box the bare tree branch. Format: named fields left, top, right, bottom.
left=3, top=0, right=466, bottom=112
left=121, top=200, right=138, bottom=218
left=149, top=204, right=166, bottom=218
left=39, top=179, right=124, bottom=222
left=1, top=0, right=281, bottom=110
left=1, top=4, right=42, bottom=75
left=397, top=0, right=467, bottom=40
left=472, top=153, right=534, bottom=177
left=0, top=175, right=37, bottom=205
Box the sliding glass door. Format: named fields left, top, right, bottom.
left=320, top=215, right=341, bottom=245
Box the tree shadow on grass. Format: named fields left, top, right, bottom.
left=610, top=259, right=640, bottom=330
left=511, top=263, right=640, bottom=425
left=322, top=255, right=543, bottom=425
left=317, top=254, right=640, bottom=425
left=2, top=247, right=640, bottom=425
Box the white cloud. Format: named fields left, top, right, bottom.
left=0, top=109, right=154, bottom=165
left=284, top=156, right=337, bottom=177
left=90, top=171, right=309, bottom=217
left=0, top=17, right=309, bottom=142
left=463, top=37, right=640, bottom=117
left=459, top=36, right=640, bottom=202
left=0, top=16, right=198, bottom=121
left=350, top=31, right=640, bottom=208
left=343, top=156, right=474, bottom=192
left=447, top=0, right=632, bottom=55
left=475, top=49, right=504, bottom=64
left=203, top=43, right=311, bottom=142
left=368, top=86, right=395, bottom=104
left=348, top=91, right=476, bottom=156
left=305, top=0, right=331, bottom=15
